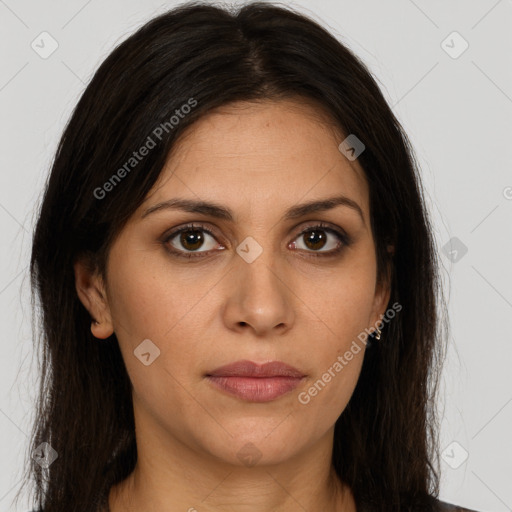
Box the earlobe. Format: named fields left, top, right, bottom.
left=90, top=319, right=112, bottom=339
left=73, top=257, right=114, bottom=339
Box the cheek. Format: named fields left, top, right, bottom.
left=105, top=249, right=220, bottom=394
left=292, top=309, right=367, bottom=442
left=105, top=260, right=204, bottom=419
left=299, top=246, right=378, bottom=343
left=292, top=248, right=376, bottom=416
left=106, top=247, right=206, bottom=342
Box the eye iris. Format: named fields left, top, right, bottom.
left=181, top=229, right=204, bottom=251
left=304, top=229, right=327, bottom=250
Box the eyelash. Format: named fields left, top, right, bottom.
left=162, top=222, right=351, bottom=260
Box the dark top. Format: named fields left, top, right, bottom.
left=357, top=499, right=479, bottom=511
left=437, top=501, right=479, bottom=512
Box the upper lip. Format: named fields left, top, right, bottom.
left=206, top=360, right=306, bottom=378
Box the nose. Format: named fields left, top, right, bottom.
left=221, top=250, right=295, bottom=337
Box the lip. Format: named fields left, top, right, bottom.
left=207, top=360, right=305, bottom=378
left=206, top=360, right=306, bottom=402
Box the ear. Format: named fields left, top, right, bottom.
left=369, top=245, right=394, bottom=331
left=73, top=254, right=114, bottom=339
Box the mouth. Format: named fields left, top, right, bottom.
left=205, top=360, right=306, bottom=403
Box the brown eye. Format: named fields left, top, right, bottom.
left=302, top=229, right=328, bottom=251
left=164, top=224, right=221, bottom=258
left=291, top=223, right=350, bottom=257
left=179, top=228, right=205, bottom=251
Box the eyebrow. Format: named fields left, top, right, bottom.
left=141, top=195, right=365, bottom=224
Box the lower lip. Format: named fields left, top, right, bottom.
left=206, top=376, right=304, bottom=402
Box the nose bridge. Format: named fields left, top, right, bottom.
left=227, top=234, right=293, bottom=332
left=236, top=235, right=285, bottom=299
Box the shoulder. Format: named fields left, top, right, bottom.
left=436, top=499, right=480, bottom=512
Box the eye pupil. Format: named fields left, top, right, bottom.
left=304, top=229, right=327, bottom=250
left=181, top=229, right=204, bottom=251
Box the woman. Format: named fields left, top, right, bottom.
left=23, top=2, right=478, bottom=511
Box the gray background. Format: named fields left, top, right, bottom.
left=1, top=0, right=511, bottom=511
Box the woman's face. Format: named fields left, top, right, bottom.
left=76, top=99, right=390, bottom=469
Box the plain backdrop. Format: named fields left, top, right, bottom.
left=1, top=1, right=511, bottom=511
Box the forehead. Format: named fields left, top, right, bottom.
left=142, top=99, right=370, bottom=224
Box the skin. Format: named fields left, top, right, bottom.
left=74, top=98, right=391, bottom=512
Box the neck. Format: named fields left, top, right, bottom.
left=107, top=411, right=356, bottom=512
left=109, top=464, right=354, bottom=512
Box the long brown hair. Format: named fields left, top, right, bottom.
left=22, top=2, right=446, bottom=510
